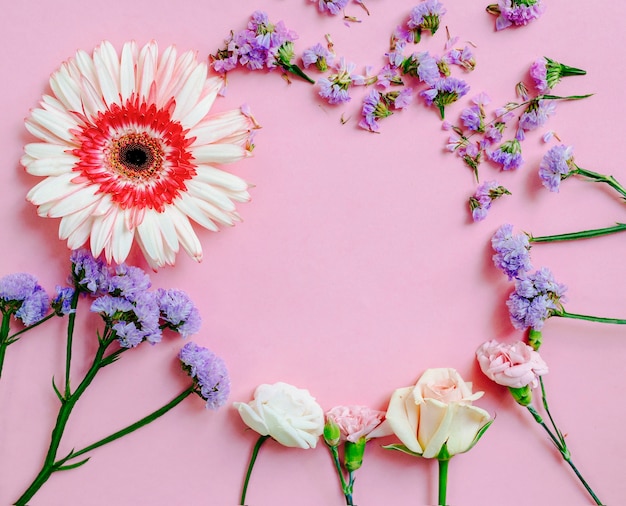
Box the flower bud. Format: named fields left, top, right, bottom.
left=528, top=329, right=542, bottom=350
left=323, top=419, right=341, bottom=447
left=508, top=385, right=532, bottom=406
left=344, top=437, right=367, bottom=472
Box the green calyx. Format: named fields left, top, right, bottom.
left=344, top=438, right=367, bottom=472
left=509, top=385, right=533, bottom=406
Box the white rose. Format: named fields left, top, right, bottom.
left=234, top=382, right=324, bottom=449
left=385, top=368, right=492, bottom=458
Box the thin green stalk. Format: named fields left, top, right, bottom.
left=574, top=166, right=626, bottom=199
left=438, top=458, right=449, bottom=506
left=14, top=331, right=116, bottom=506
left=525, top=383, right=603, bottom=505
left=0, top=312, right=11, bottom=380
left=327, top=444, right=352, bottom=504
left=553, top=310, right=626, bottom=325
left=60, top=386, right=195, bottom=463
left=529, top=223, right=626, bottom=243
left=240, top=434, right=270, bottom=506
left=6, top=313, right=56, bottom=343
left=64, top=287, right=81, bottom=397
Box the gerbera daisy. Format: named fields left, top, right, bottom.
left=22, top=40, right=258, bottom=268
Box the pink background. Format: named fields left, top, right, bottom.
left=1, top=0, right=625, bottom=504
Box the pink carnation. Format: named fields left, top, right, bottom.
left=476, top=339, right=548, bottom=389
left=326, top=405, right=391, bottom=443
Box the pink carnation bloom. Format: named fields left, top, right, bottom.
left=326, top=405, right=392, bottom=443
left=476, top=339, right=548, bottom=389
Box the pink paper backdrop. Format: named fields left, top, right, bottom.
left=1, top=1, right=624, bottom=505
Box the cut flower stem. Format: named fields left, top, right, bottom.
left=240, top=434, right=270, bottom=505
left=438, top=458, right=449, bottom=506
left=573, top=165, right=626, bottom=200
left=553, top=310, right=626, bottom=325
left=529, top=223, right=626, bottom=243
left=525, top=379, right=602, bottom=505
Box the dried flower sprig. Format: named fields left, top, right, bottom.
left=13, top=250, right=229, bottom=505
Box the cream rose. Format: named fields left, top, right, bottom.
left=476, top=339, right=549, bottom=389
left=233, top=382, right=324, bottom=449
left=385, top=368, right=492, bottom=458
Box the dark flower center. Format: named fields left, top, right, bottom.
left=122, top=145, right=150, bottom=168
left=108, top=133, right=164, bottom=179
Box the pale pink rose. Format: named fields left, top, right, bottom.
left=326, top=405, right=393, bottom=443
left=385, top=368, right=492, bottom=458
left=476, top=339, right=548, bottom=389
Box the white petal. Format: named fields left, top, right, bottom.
left=137, top=41, right=158, bottom=101
left=119, top=41, right=138, bottom=102
left=50, top=64, right=83, bottom=112
left=73, top=49, right=98, bottom=90
left=66, top=216, right=93, bottom=250
left=90, top=209, right=117, bottom=257
left=29, top=106, right=77, bottom=144
left=58, top=201, right=99, bottom=240
left=189, top=109, right=252, bottom=146
left=177, top=74, right=223, bottom=129
left=191, top=144, right=248, bottom=164
left=47, top=184, right=101, bottom=217
left=26, top=172, right=82, bottom=206
left=23, top=153, right=78, bottom=177
left=194, top=165, right=250, bottom=192
left=171, top=62, right=207, bottom=123
left=385, top=387, right=422, bottom=454
left=93, top=41, right=121, bottom=107
left=186, top=180, right=237, bottom=212
left=24, top=142, right=72, bottom=159
left=168, top=205, right=202, bottom=261
left=156, top=207, right=180, bottom=252
left=109, top=210, right=135, bottom=264
left=174, top=194, right=219, bottom=232
left=154, top=45, right=177, bottom=108
left=136, top=208, right=166, bottom=266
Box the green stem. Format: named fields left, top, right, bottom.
left=64, top=287, right=81, bottom=398
left=14, top=332, right=116, bottom=506
left=240, top=434, right=270, bottom=506
left=529, top=223, right=626, bottom=243
left=6, top=313, right=56, bottom=343
left=282, top=63, right=315, bottom=84
left=64, top=386, right=195, bottom=462
left=573, top=166, right=626, bottom=199
left=526, top=385, right=603, bottom=505
left=438, top=458, right=449, bottom=506
left=326, top=444, right=354, bottom=505
left=553, top=310, right=626, bottom=325
left=0, top=312, right=11, bottom=380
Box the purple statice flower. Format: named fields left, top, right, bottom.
left=130, top=291, right=162, bottom=345
left=318, top=57, right=366, bottom=105
left=211, top=37, right=239, bottom=74
left=70, top=249, right=108, bottom=295
left=460, top=105, right=484, bottom=132
left=376, top=64, right=404, bottom=88
left=156, top=288, right=202, bottom=338
left=530, top=57, right=587, bottom=93
left=52, top=286, right=75, bottom=316
left=112, top=321, right=145, bottom=348
left=407, top=0, right=447, bottom=42
left=179, top=342, right=230, bottom=410
left=469, top=181, right=511, bottom=221
left=443, top=45, right=476, bottom=72
left=421, top=77, right=470, bottom=119
left=91, top=295, right=135, bottom=318
left=488, top=139, right=523, bottom=171
left=489, top=0, right=545, bottom=31
left=302, top=43, right=334, bottom=71
left=0, top=273, right=49, bottom=325
left=400, top=51, right=440, bottom=85
left=491, top=224, right=532, bottom=279
left=359, top=88, right=413, bottom=132
left=517, top=99, right=556, bottom=140
left=483, top=121, right=506, bottom=147
left=539, top=144, right=575, bottom=192
left=506, top=267, right=566, bottom=331
left=313, top=0, right=350, bottom=15
left=106, top=264, right=151, bottom=302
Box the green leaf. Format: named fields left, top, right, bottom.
left=56, top=457, right=91, bottom=471
left=464, top=419, right=494, bottom=453
left=382, top=443, right=423, bottom=457
left=51, top=376, right=65, bottom=403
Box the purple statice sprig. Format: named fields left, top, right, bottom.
left=302, top=42, right=335, bottom=72
left=210, top=11, right=314, bottom=84
left=421, top=76, right=470, bottom=119
left=488, top=139, right=523, bottom=171
left=318, top=57, right=367, bottom=104
left=530, top=57, right=586, bottom=94
left=469, top=181, right=511, bottom=222
left=156, top=288, right=202, bottom=338
left=179, top=342, right=230, bottom=409
left=446, top=127, right=483, bottom=181
left=539, top=144, right=626, bottom=199
left=399, top=51, right=440, bottom=85
left=491, top=224, right=532, bottom=278
left=406, top=0, right=447, bottom=43
left=486, top=0, right=545, bottom=31
left=0, top=273, right=49, bottom=326
left=359, top=88, right=413, bottom=132
left=312, top=0, right=350, bottom=16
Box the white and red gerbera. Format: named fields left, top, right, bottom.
left=22, top=40, right=257, bottom=268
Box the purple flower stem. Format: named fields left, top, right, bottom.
left=526, top=380, right=602, bottom=505
left=529, top=223, right=626, bottom=243
left=15, top=327, right=119, bottom=505
left=573, top=166, right=626, bottom=200
left=552, top=310, right=626, bottom=325
left=0, top=312, right=11, bottom=380
left=58, top=385, right=195, bottom=462
left=240, top=434, right=271, bottom=505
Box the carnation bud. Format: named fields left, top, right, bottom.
left=508, top=385, right=532, bottom=406
left=323, top=419, right=341, bottom=447
left=344, top=437, right=366, bottom=472
left=528, top=329, right=542, bottom=350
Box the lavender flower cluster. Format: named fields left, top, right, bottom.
left=486, top=0, right=545, bottom=31
left=179, top=342, right=230, bottom=409
left=0, top=273, right=49, bottom=326
left=69, top=249, right=201, bottom=348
